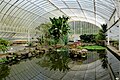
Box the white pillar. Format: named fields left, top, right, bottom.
left=119, top=22, right=120, bottom=51
left=81, top=27, right=82, bottom=35
left=117, top=0, right=120, bottom=78
left=73, top=21, right=76, bottom=42
left=107, top=21, right=111, bottom=46
left=28, top=30, right=30, bottom=42
left=74, top=21, right=75, bottom=35
left=118, top=0, right=120, bottom=52
left=107, top=29, right=110, bottom=45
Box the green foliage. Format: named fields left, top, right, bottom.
left=0, top=64, right=10, bottom=79
left=77, top=46, right=83, bottom=50
left=80, top=34, right=96, bottom=43
left=27, top=42, right=33, bottom=47
left=95, top=30, right=106, bottom=40
left=37, top=35, right=44, bottom=45
left=0, top=58, right=8, bottom=63
left=0, top=38, right=10, bottom=53
left=36, top=23, right=52, bottom=45
left=95, top=24, right=107, bottom=41
left=36, top=23, right=52, bottom=36
left=49, top=16, right=70, bottom=45
left=62, top=35, right=68, bottom=45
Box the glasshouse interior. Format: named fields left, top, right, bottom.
left=0, top=0, right=120, bottom=80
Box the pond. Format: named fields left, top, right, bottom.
left=0, top=49, right=113, bottom=80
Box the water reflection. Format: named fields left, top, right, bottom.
left=37, top=49, right=107, bottom=72
left=37, top=48, right=71, bottom=72
left=0, top=64, right=10, bottom=79
left=98, top=50, right=108, bottom=69
left=0, top=49, right=108, bottom=79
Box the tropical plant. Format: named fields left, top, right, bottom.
left=49, top=16, right=70, bottom=45
left=95, top=24, right=107, bottom=41
left=36, top=23, right=52, bottom=45
left=36, top=23, right=52, bottom=37
left=0, top=38, right=10, bottom=53
left=95, top=30, right=106, bottom=40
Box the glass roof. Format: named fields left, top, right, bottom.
left=0, top=0, right=116, bottom=37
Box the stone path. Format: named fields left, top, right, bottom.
left=1, top=58, right=111, bottom=80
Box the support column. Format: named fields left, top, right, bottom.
left=118, top=0, right=120, bottom=52
left=119, top=22, right=120, bottom=51
left=107, top=29, right=110, bottom=45
left=117, top=0, right=120, bottom=79
left=73, top=21, right=76, bottom=42
left=28, top=30, right=30, bottom=42
left=107, top=21, right=111, bottom=46
left=81, top=27, right=82, bottom=35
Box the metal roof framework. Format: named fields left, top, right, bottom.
left=0, top=0, right=116, bottom=39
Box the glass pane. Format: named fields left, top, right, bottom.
left=62, top=9, right=75, bottom=16
left=5, top=5, right=15, bottom=15
left=0, top=2, right=7, bottom=12
left=50, top=0, right=67, bottom=8
left=70, top=9, right=85, bottom=17
left=50, top=10, right=64, bottom=17
left=65, top=1, right=80, bottom=8
left=4, top=0, right=11, bottom=3
left=1, top=4, right=11, bottom=14
left=96, top=15, right=105, bottom=24
left=78, top=0, right=94, bottom=11
left=16, top=0, right=28, bottom=7
left=9, top=7, right=19, bottom=16
left=9, top=0, right=19, bottom=4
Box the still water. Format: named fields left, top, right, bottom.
left=0, top=50, right=116, bottom=80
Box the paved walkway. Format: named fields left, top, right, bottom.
left=107, top=45, right=120, bottom=56
left=2, top=58, right=111, bottom=80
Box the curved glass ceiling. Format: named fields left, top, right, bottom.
left=0, top=0, right=116, bottom=32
